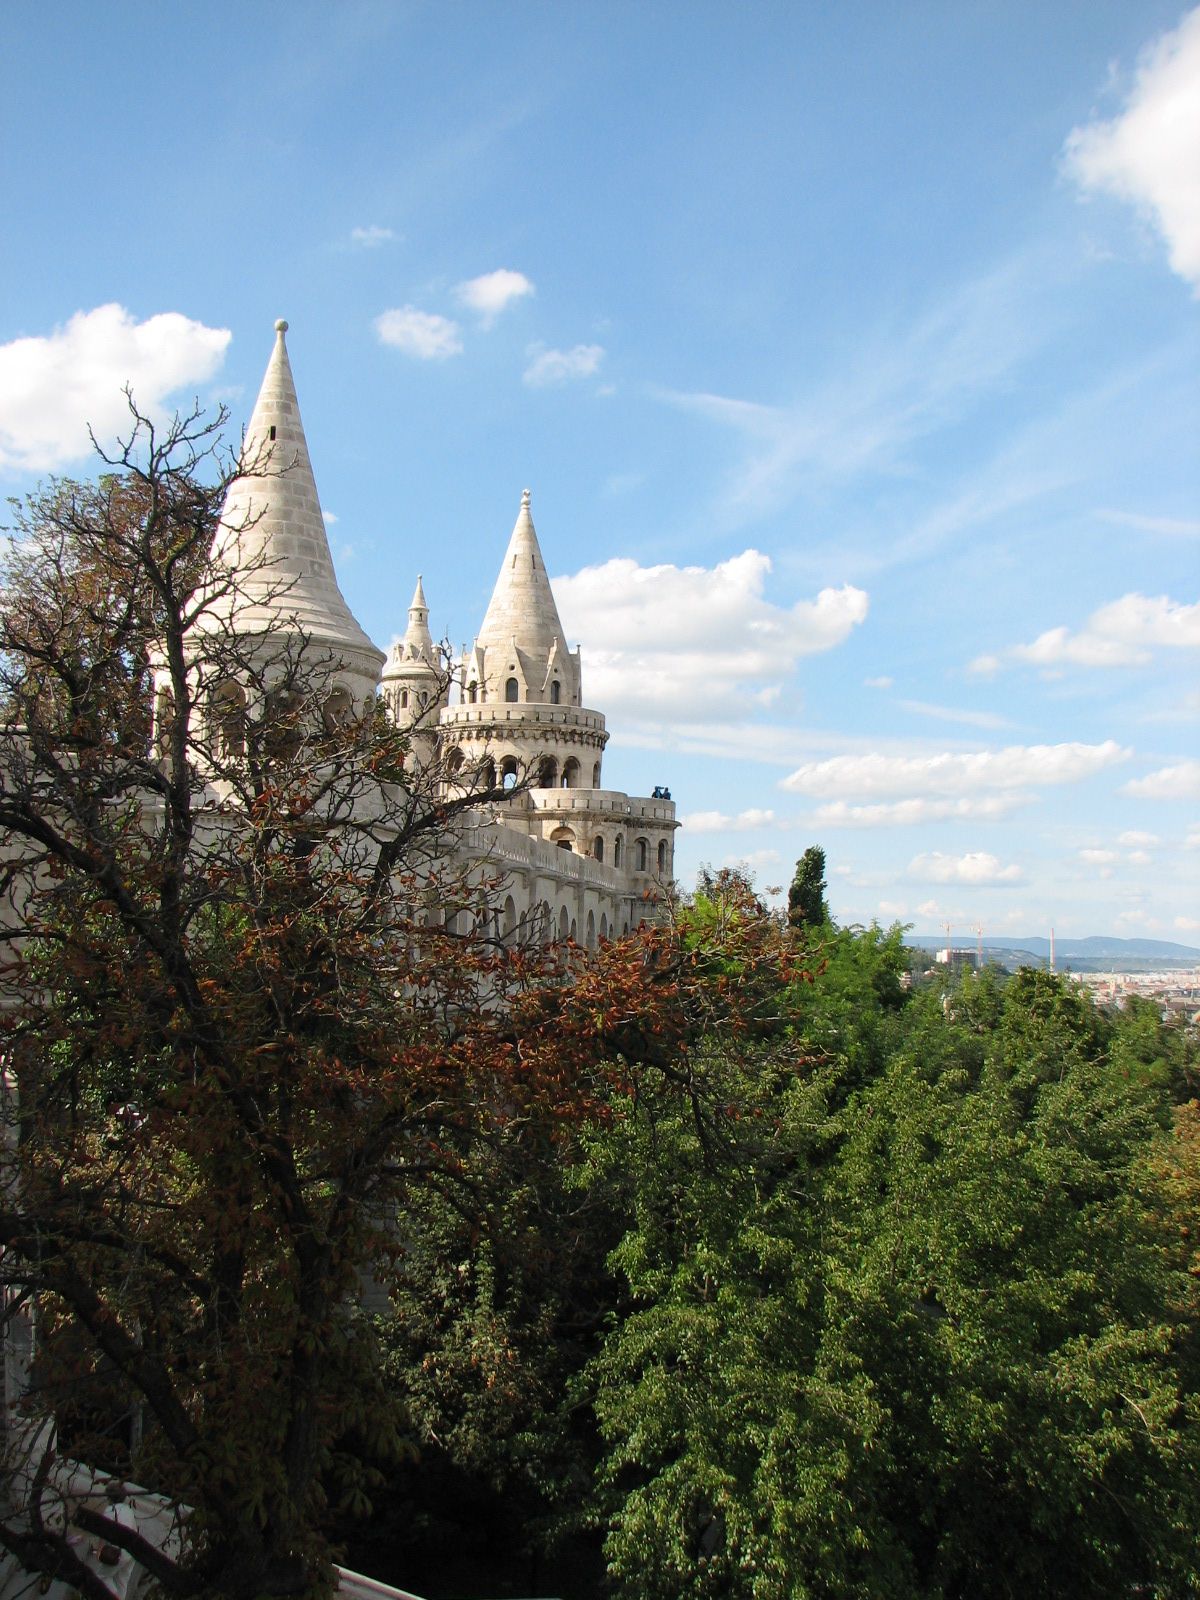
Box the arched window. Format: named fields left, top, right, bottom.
left=265, top=688, right=305, bottom=762
left=505, top=677, right=519, bottom=703
left=479, top=759, right=496, bottom=792
left=658, top=839, right=667, bottom=873
left=550, top=681, right=561, bottom=704
left=211, top=681, right=246, bottom=757
left=558, top=907, right=570, bottom=942
left=593, top=835, right=604, bottom=862
left=561, top=757, right=580, bottom=788
left=400, top=689, right=409, bottom=709
left=600, top=913, right=609, bottom=942
left=502, top=896, right=517, bottom=944
left=322, top=687, right=353, bottom=733
left=586, top=911, right=596, bottom=950
left=592, top=762, right=601, bottom=786
left=501, top=756, right=519, bottom=791
left=635, top=838, right=649, bottom=872
left=538, top=756, right=558, bottom=788
left=468, top=681, right=478, bottom=704
left=613, top=835, right=623, bottom=868
left=446, top=748, right=464, bottom=779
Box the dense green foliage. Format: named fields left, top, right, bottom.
left=353, top=885, right=1198, bottom=1599
left=581, top=925, right=1199, bottom=1600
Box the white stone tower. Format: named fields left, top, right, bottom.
left=444, top=491, right=607, bottom=792
left=158, top=320, right=385, bottom=759
left=196, top=320, right=384, bottom=697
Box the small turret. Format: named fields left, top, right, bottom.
left=382, top=575, right=446, bottom=730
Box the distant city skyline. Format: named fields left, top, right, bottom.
left=1, top=2, right=1196, bottom=937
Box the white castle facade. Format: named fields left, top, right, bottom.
left=191, top=320, right=678, bottom=940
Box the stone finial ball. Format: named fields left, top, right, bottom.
left=275, top=318, right=289, bottom=333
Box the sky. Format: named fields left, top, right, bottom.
left=1, top=1, right=1197, bottom=942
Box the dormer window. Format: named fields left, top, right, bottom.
left=505, top=677, right=519, bottom=703
left=550, top=681, right=561, bottom=704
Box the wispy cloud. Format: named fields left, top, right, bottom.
left=555, top=550, right=867, bottom=722
left=897, top=698, right=1011, bottom=730
left=652, top=250, right=1050, bottom=522
left=350, top=224, right=396, bottom=248
left=456, top=269, right=534, bottom=326
left=524, top=343, right=604, bottom=387
left=970, top=592, right=1200, bottom=673
left=0, top=304, right=231, bottom=474
left=375, top=306, right=462, bottom=360
left=680, top=807, right=777, bottom=832
left=1097, top=508, right=1200, bottom=537
left=782, top=740, right=1130, bottom=799
left=1063, top=6, right=1200, bottom=292
left=812, top=795, right=1031, bottom=829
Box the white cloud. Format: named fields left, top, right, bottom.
left=350, top=225, right=395, bottom=247
left=737, top=848, right=783, bottom=872
left=1118, top=829, right=1159, bottom=847
left=456, top=269, right=534, bottom=326
left=781, top=740, right=1130, bottom=798
left=555, top=550, right=868, bottom=722
left=1123, top=759, right=1200, bottom=800
left=1186, top=825, right=1200, bottom=849
left=1098, top=508, right=1200, bottom=537
left=680, top=807, right=777, bottom=832
left=1175, top=914, right=1200, bottom=933
left=976, top=592, right=1200, bottom=672
left=1064, top=7, right=1200, bottom=292
left=812, top=795, right=1031, bottom=828
left=1079, top=847, right=1119, bottom=865
left=0, top=303, right=231, bottom=474
left=523, top=343, right=604, bottom=387
left=897, top=698, right=1011, bottom=730
left=322, top=509, right=338, bottom=525
left=653, top=249, right=1049, bottom=524
left=908, top=851, right=1023, bottom=886
left=864, top=675, right=893, bottom=689
left=375, top=306, right=462, bottom=360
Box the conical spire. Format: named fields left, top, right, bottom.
left=207, top=321, right=383, bottom=670
left=401, top=574, right=436, bottom=663
left=474, top=491, right=578, bottom=702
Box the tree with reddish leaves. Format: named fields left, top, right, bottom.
left=0, top=401, right=643, bottom=1599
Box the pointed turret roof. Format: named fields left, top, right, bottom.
left=398, top=575, right=436, bottom=664
left=475, top=490, right=572, bottom=675
left=208, top=321, right=383, bottom=667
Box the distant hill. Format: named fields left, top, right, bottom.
left=904, top=933, right=1200, bottom=973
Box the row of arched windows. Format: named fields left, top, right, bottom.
left=590, top=834, right=668, bottom=873
left=155, top=682, right=365, bottom=761
left=503, top=677, right=562, bottom=704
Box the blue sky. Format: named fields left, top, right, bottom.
left=2, top=2, right=1197, bottom=941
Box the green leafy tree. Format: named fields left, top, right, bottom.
left=585, top=916, right=1200, bottom=1600
left=787, top=846, right=828, bottom=931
